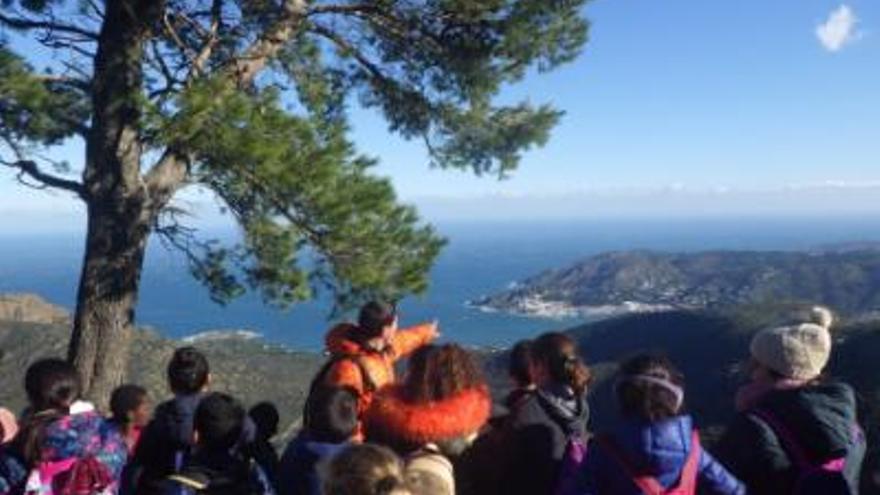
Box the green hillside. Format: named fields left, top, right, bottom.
left=0, top=319, right=323, bottom=440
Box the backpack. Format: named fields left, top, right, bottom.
left=24, top=455, right=114, bottom=495
left=554, top=433, right=588, bottom=495
left=751, top=409, right=853, bottom=495
left=596, top=431, right=701, bottom=495
left=302, top=354, right=377, bottom=429
left=166, top=460, right=275, bottom=495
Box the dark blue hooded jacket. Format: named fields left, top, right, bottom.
left=576, top=415, right=745, bottom=495
left=277, top=435, right=348, bottom=495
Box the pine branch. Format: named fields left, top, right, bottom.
left=308, top=23, right=391, bottom=85
left=229, top=0, right=308, bottom=85
left=1, top=158, right=85, bottom=196
left=0, top=12, right=99, bottom=40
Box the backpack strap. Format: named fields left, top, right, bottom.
left=311, top=354, right=377, bottom=394
left=168, top=473, right=209, bottom=491
left=596, top=431, right=701, bottom=495
left=595, top=434, right=665, bottom=495
left=678, top=431, right=701, bottom=494
left=750, top=409, right=812, bottom=468
left=303, top=354, right=377, bottom=429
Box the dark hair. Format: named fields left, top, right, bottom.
left=249, top=402, right=280, bottom=439
left=508, top=340, right=535, bottom=387
left=403, top=344, right=485, bottom=403
left=357, top=301, right=397, bottom=340
left=306, top=387, right=359, bottom=443
left=110, top=384, right=148, bottom=425
left=321, top=443, right=409, bottom=495
left=532, top=332, right=591, bottom=395
left=167, top=346, right=210, bottom=394
left=17, top=359, right=81, bottom=467
left=194, top=392, right=245, bottom=450
left=24, top=358, right=80, bottom=412
left=615, top=353, right=685, bottom=422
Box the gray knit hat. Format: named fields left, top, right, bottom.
left=749, top=307, right=834, bottom=380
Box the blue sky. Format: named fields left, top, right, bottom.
left=2, top=0, right=879, bottom=229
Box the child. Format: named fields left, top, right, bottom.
left=110, top=384, right=151, bottom=456
left=505, top=332, right=591, bottom=495
left=715, top=307, right=865, bottom=495
left=0, top=358, right=127, bottom=495
left=279, top=387, right=358, bottom=495
left=455, top=340, right=537, bottom=495
left=318, top=301, right=439, bottom=439
left=320, top=443, right=412, bottom=495
left=134, top=347, right=255, bottom=494
left=165, top=393, right=272, bottom=495
left=574, top=354, right=744, bottom=495
left=365, top=344, right=492, bottom=495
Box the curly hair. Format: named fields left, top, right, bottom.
left=403, top=344, right=485, bottom=403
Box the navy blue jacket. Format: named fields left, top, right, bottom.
left=576, top=415, right=745, bottom=495
left=278, top=435, right=349, bottom=495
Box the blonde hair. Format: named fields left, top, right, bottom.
left=321, top=443, right=412, bottom=495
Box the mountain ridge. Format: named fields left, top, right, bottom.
left=472, top=246, right=880, bottom=318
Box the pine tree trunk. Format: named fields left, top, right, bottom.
left=69, top=198, right=153, bottom=404
left=67, top=0, right=165, bottom=405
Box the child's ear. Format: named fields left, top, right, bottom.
left=204, top=373, right=213, bottom=391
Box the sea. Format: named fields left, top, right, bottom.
left=2, top=216, right=880, bottom=351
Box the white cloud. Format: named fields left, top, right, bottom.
left=816, top=5, right=860, bottom=52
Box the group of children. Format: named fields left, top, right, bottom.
left=0, top=302, right=869, bottom=494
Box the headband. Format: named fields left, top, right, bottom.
left=616, top=374, right=685, bottom=412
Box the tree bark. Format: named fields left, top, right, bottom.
left=68, top=0, right=163, bottom=404
left=69, top=200, right=153, bottom=404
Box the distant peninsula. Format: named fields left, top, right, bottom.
left=471, top=244, right=880, bottom=318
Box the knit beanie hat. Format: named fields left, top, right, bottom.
left=750, top=307, right=834, bottom=380
left=0, top=407, right=18, bottom=444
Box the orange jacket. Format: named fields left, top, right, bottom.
left=322, top=322, right=439, bottom=437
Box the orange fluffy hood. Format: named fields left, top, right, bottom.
left=364, top=385, right=491, bottom=446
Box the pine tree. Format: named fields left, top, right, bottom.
left=0, top=0, right=588, bottom=403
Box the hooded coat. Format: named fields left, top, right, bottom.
left=0, top=411, right=127, bottom=495
left=503, top=385, right=590, bottom=495
left=277, top=435, right=349, bottom=495
left=364, top=384, right=492, bottom=495
left=715, top=381, right=865, bottom=495
left=576, top=415, right=745, bottom=495
left=321, top=322, right=438, bottom=437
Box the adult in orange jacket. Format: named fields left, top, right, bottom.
left=320, top=301, right=439, bottom=438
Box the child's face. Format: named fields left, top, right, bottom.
left=131, top=399, right=152, bottom=427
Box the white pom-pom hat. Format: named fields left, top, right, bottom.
left=749, top=307, right=835, bottom=380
